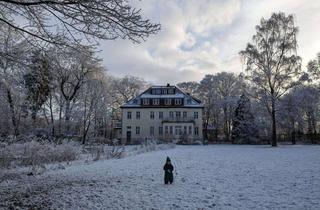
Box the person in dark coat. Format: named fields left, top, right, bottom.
left=163, top=157, right=174, bottom=184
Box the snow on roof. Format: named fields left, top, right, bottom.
left=140, top=94, right=185, bottom=98
left=121, top=85, right=203, bottom=108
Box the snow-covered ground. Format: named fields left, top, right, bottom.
left=1, top=145, right=320, bottom=209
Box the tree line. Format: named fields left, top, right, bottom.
left=0, top=0, right=156, bottom=144
left=1, top=5, right=320, bottom=147
left=179, top=13, right=320, bottom=146
left=0, top=27, right=147, bottom=143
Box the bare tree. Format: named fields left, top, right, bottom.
left=0, top=0, right=161, bottom=45
left=50, top=45, right=103, bottom=135
left=240, top=12, right=302, bottom=146
left=197, top=73, right=242, bottom=141
left=198, top=75, right=221, bottom=140
left=177, top=81, right=200, bottom=96
left=307, top=52, right=320, bottom=81
left=213, top=72, right=242, bottom=141
left=0, top=25, right=30, bottom=135
left=80, top=77, right=105, bottom=144
left=109, top=75, right=146, bottom=119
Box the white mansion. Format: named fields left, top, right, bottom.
left=120, top=84, right=203, bottom=144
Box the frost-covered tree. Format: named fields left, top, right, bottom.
left=278, top=90, right=302, bottom=144
left=109, top=75, right=146, bottom=119
left=198, top=72, right=242, bottom=141
left=177, top=81, right=200, bottom=96
left=24, top=50, right=51, bottom=123
left=0, top=25, right=30, bottom=135
left=231, top=94, right=258, bottom=144
left=50, top=45, right=103, bottom=135
left=198, top=75, right=222, bottom=140
left=307, top=52, right=320, bottom=82
left=240, top=12, right=302, bottom=146
left=0, top=0, right=161, bottom=45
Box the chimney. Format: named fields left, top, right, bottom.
left=166, top=83, right=170, bottom=87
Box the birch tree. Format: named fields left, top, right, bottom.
left=240, top=12, right=302, bottom=146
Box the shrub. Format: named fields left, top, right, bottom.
left=0, top=140, right=80, bottom=169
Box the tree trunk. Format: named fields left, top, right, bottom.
left=223, top=106, right=230, bottom=141
left=65, top=100, right=71, bottom=135
left=82, top=93, right=87, bottom=144
left=49, top=94, right=55, bottom=136
left=58, top=103, right=62, bottom=136
left=291, top=120, right=296, bottom=145
left=6, top=89, right=19, bottom=136
left=271, top=99, right=277, bottom=147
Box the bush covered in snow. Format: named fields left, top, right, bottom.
left=0, top=140, right=81, bottom=170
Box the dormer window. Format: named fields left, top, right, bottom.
left=175, top=98, right=182, bottom=105
left=142, top=99, right=149, bottom=105
left=165, top=99, right=171, bottom=105
left=168, top=88, right=174, bottom=94
left=162, top=89, right=167, bottom=94
left=153, top=98, right=160, bottom=105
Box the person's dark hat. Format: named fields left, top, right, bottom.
left=166, top=157, right=171, bottom=162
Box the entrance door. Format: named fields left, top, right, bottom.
left=126, top=131, right=131, bottom=144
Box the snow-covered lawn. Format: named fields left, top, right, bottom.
left=1, top=145, right=320, bottom=209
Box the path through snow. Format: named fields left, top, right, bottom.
left=1, top=145, right=320, bottom=209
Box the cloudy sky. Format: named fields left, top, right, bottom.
left=99, top=0, right=320, bottom=85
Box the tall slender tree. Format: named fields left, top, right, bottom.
left=240, top=12, right=302, bottom=146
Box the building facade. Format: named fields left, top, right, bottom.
left=120, top=84, right=203, bottom=144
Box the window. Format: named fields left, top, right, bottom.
left=169, top=126, right=173, bottom=134
left=127, top=111, right=132, bottom=119
left=194, top=111, right=198, bottom=119
left=150, top=126, right=154, bottom=135
left=136, top=111, right=140, bottom=119
left=127, top=126, right=131, bottom=129
left=156, top=89, right=161, bottom=94
left=176, top=111, right=181, bottom=118
left=194, top=127, right=199, bottom=135
left=187, top=99, right=192, bottom=104
left=175, top=126, right=182, bottom=135
left=150, top=111, right=154, bottom=119
left=165, top=126, right=169, bottom=134
left=162, top=89, right=167, bottom=94
left=136, top=126, right=140, bottom=135
left=184, top=126, right=187, bottom=134
left=168, top=88, right=174, bottom=94
left=169, top=111, right=174, bottom=118
left=189, top=126, right=192, bottom=135
left=159, top=111, right=163, bottom=119
left=153, top=98, right=160, bottom=105
left=159, top=126, right=163, bottom=135
left=165, top=99, right=171, bottom=105
left=143, top=99, right=149, bottom=105
left=175, top=98, right=182, bottom=105
left=183, top=111, right=187, bottom=118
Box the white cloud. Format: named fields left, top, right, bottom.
left=99, top=0, right=320, bottom=84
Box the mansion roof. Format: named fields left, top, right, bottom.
left=121, top=84, right=203, bottom=108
